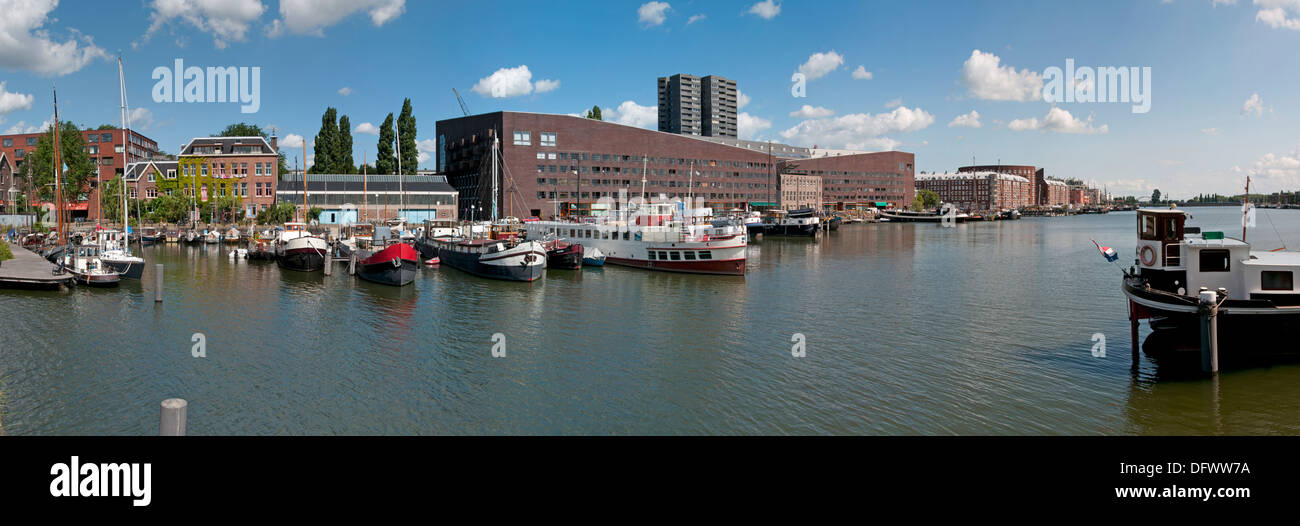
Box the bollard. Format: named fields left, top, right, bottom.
left=1199, top=289, right=1220, bottom=374
left=154, top=264, right=163, bottom=302
left=349, top=253, right=356, bottom=276
left=323, top=255, right=332, bottom=276
left=159, top=398, right=187, bottom=436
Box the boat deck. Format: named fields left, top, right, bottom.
left=0, top=247, right=73, bottom=289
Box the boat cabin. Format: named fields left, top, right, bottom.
left=1134, top=207, right=1293, bottom=302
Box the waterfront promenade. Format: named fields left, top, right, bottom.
left=0, top=245, right=70, bottom=289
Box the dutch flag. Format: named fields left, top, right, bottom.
left=1092, top=238, right=1118, bottom=262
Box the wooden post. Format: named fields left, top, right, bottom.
left=323, top=254, right=332, bottom=276
left=1128, top=300, right=1140, bottom=366
left=159, top=398, right=187, bottom=436
left=349, top=253, right=356, bottom=276
left=1199, top=289, right=1220, bottom=373
left=154, top=264, right=163, bottom=302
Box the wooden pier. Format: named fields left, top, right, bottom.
left=0, top=246, right=72, bottom=289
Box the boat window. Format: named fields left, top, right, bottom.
left=1162, top=216, right=1181, bottom=241
left=1262, top=271, right=1293, bottom=291
left=1199, top=249, right=1231, bottom=272
left=623, top=232, right=630, bottom=240
left=658, top=251, right=668, bottom=260
left=698, top=251, right=712, bottom=260
left=648, top=251, right=656, bottom=260
left=669, top=251, right=681, bottom=260
left=684, top=251, right=696, bottom=260
left=1139, top=215, right=1157, bottom=240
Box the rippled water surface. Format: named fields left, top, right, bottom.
left=3, top=207, right=1300, bottom=435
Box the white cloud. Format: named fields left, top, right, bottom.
left=797, top=50, right=844, bottom=80
left=353, top=122, right=380, bottom=135
left=851, top=65, right=873, bottom=80
left=472, top=65, right=535, bottom=98
left=605, top=100, right=658, bottom=128
left=779, top=106, right=935, bottom=151
left=1007, top=107, right=1108, bottom=134
left=5, top=119, right=51, bottom=134
left=338, top=87, right=352, bottom=96
left=142, top=0, right=266, bottom=50
left=947, top=110, right=981, bottom=128
left=534, top=79, right=561, bottom=93
left=1256, top=0, right=1300, bottom=30
left=748, top=0, right=781, bottom=19
left=638, top=2, right=671, bottom=27
left=0, top=0, right=107, bottom=75
left=738, top=112, right=772, bottom=140
left=0, top=82, right=34, bottom=116
left=280, top=133, right=305, bottom=149
left=1246, top=143, right=1300, bottom=188
left=883, top=98, right=902, bottom=109
left=269, top=0, right=406, bottom=37
left=1202, top=127, right=1221, bottom=135
left=789, top=105, right=834, bottom=118
left=687, top=14, right=706, bottom=25
left=1242, top=93, right=1266, bottom=116
left=961, top=49, right=1043, bottom=102
left=416, top=138, right=436, bottom=166
left=737, top=90, right=751, bottom=109
left=128, top=107, right=154, bottom=131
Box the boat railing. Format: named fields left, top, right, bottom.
left=1163, top=242, right=1183, bottom=268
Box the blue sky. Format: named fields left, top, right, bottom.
left=1, top=0, right=1298, bottom=199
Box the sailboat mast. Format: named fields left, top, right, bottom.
left=362, top=151, right=368, bottom=222
left=53, top=84, right=64, bottom=245
left=301, top=139, right=308, bottom=222
left=395, top=120, right=404, bottom=220
left=1243, top=176, right=1251, bottom=242
left=118, top=56, right=130, bottom=235
left=491, top=134, right=499, bottom=222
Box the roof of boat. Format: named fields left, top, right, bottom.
left=1137, top=207, right=1190, bottom=214
left=1244, top=250, right=1300, bottom=265
left=1184, top=236, right=1249, bottom=248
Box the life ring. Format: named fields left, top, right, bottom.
left=1140, top=245, right=1156, bottom=266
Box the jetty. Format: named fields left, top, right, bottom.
left=0, top=246, right=73, bottom=289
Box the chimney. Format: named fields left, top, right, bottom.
left=270, top=135, right=278, bottom=153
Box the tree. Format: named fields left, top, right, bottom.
left=311, top=108, right=339, bottom=174
left=911, top=193, right=925, bottom=212
left=585, top=106, right=602, bottom=121
left=337, top=115, right=355, bottom=174
left=146, top=193, right=189, bottom=223
left=95, top=124, right=116, bottom=130
left=917, top=189, right=940, bottom=209
left=397, top=98, right=418, bottom=174
left=376, top=113, right=396, bottom=175
left=100, top=177, right=123, bottom=222
left=30, top=121, right=96, bottom=203
left=1151, top=189, right=1162, bottom=204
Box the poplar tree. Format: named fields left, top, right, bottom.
left=337, top=115, right=355, bottom=174
left=376, top=113, right=396, bottom=175
left=311, top=107, right=338, bottom=174
left=397, top=98, right=418, bottom=174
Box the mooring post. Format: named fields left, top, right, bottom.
left=349, top=253, right=356, bottom=276
left=1129, top=300, right=1140, bottom=366
left=159, top=398, right=187, bottom=436
left=323, top=254, right=332, bottom=276
left=154, top=264, right=163, bottom=302
left=1199, top=289, right=1220, bottom=374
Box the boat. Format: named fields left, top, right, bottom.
left=139, top=227, right=161, bottom=245
left=434, top=235, right=547, bottom=282
left=164, top=228, right=180, bottom=243
left=184, top=230, right=201, bottom=244
left=1121, top=205, right=1300, bottom=346
left=335, top=223, right=375, bottom=259
left=415, top=219, right=466, bottom=260
left=424, top=257, right=440, bottom=266
left=763, top=208, right=820, bottom=237
left=822, top=215, right=842, bottom=231
left=524, top=202, right=748, bottom=276
left=275, top=222, right=328, bottom=272
left=60, top=245, right=121, bottom=287
left=354, top=242, right=420, bottom=286
left=544, top=239, right=583, bottom=270
left=204, top=230, right=222, bottom=244
left=582, top=247, right=606, bottom=267
left=228, top=248, right=248, bottom=259
left=224, top=227, right=241, bottom=244
left=879, top=208, right=971, bottom=223
left=96, top=229, right=145, bottom=280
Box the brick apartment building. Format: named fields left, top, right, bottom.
left=0, top=128, right=159, bottom=220
left=435, top=111, right=914, bottom=220
left=779, top=173, right=822, bottom=210
left=915, top=172, right=1034, bottom=212
left=122, top=136, right=280, bottom=219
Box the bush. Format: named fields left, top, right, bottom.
left=0, top=241, right=13, bottom=262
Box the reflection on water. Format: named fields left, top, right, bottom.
left=2, top=207, right=1299, bottom=434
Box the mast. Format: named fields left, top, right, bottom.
left=1243, top=175, right=1251, bottom=242
left=640, top=154, right=648, bottom=203
left=491, top=134, right=499, bottom=222
left=767, top=141, right=772, bottom=209
left=301, top=139, right=308, bottom=222
left=395, top=119, right=404, bottom=220
left=362, top=151, right=368, bottom=222
left=52, top=84, right=64, bottom=246
left=117, top=56, right=130, bottom=238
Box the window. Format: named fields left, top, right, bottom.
left=15, top=149, right=23, bottom=158
left=167, top=169, right=176, bottom=179
left=513, top=131, right=531, bottom=146
left=648, top=251, right=657, bottom=260
left=1199, top=249, right=1231, bottom=272
left=540, top=132, right=557, bottom=147
left=1140, top=216, right=1157, bottom=240
left=101, top=133, right=113, bottom=143
left=684, top=251, right=696, bottom=260
left=698, top=251, right=712, bottom=260
left=147, top=170, right=155, bottom=182
left=1, top=139, right=10, bottom=147
left=1262, top=271, right=1293, bottom=291
left=658, top=251, right=668, bottom=260
left=27, top=137, right=37, bottom=146
left=669, top=251, right=680, bottom=260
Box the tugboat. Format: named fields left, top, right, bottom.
left=1121, top=204, right=1300, bottom=347
left=355, top=242, right=420, bottom=286
left=61, top=245, right=121, bottom=287
left=275, top=222, right=328, bottom=272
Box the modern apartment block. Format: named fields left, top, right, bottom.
left=658, top=74, right=738, bottom=138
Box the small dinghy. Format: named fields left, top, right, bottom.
left=424, top=257, right=440, bottom=266
left=582, top=247, right=605, bottom=267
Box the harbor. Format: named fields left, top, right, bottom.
left=4, top=207, right=1299, bottom=435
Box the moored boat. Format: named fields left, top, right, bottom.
left=355, top=242, right=420, bottom=286
left=544, top=239, right=583, bottom=270
left=583, top=247, right=606, bottom=267
left=96, top=229, right=145, bottom=280
left=61, top=245, right=121, bottom=287
left=434, top=236, right=546, bottom=282
left=275, top=222, right=328, bottom=272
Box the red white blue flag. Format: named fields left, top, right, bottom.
left=1091, top=238, right=1119, bottom=262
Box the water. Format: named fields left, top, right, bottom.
left=3, top=207, right=1300, bottom=435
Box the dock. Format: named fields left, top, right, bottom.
left=0, top=246, right=72, bottom=289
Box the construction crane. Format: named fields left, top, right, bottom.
left=453, top=88, right=470, bottom=116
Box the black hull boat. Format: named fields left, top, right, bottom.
left=545, top=241, right=583, bottom=270
left=103, top=259, right=144, bottom=280
left=278, top=248, right=325, bottom=272
left=435, top=238, right=547, bottom=282
left=772, top=223, right=820, bottom=237
left=355, top=243, right=420, bottom=287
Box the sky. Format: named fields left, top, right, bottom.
left=1, top=0, right=1299, bottom=200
